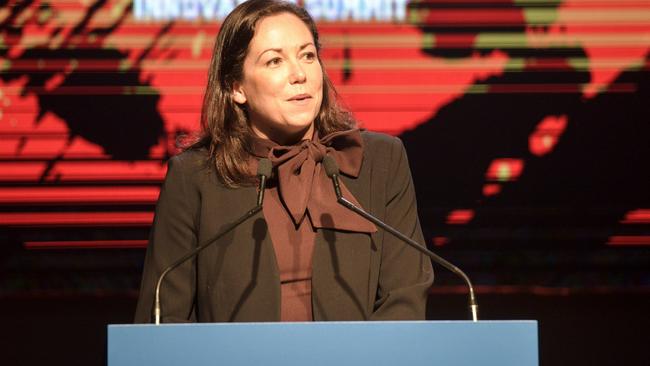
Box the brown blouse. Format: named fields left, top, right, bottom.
left=263, top=183, right=315, bottom=321
left=251, top=129, right=376, bottom=321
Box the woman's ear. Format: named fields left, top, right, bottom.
left=232, top=82, right=247, bottom=105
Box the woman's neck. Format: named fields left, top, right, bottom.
left=251, top=122, right=314, bottom=146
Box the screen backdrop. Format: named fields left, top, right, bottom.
left=1, top=0, right=649, bottom=296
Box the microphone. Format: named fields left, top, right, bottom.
left=153, top=158, right=273, bottom=325
left=322, top=156, right=479, bottom=322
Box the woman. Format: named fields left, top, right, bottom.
left=135, top=0, right=433, bottom=323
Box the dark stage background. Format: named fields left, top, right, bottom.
left=1, top=1, right=649, bottom=365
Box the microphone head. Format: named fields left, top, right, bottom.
left=322, top=155, right=339, bottom=177
left=257, top=158, right=273, bottom=178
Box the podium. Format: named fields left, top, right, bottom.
left=108, top=321, right=537, bottom=366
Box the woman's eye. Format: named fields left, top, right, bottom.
left=266, top=57, right=282, bottom=67
left=303, top=52, right=316, bottom=61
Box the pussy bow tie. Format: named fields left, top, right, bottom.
left=252, top=129, right=377, bottom=233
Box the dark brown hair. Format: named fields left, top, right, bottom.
left=191, top=0, right=356, bottom=187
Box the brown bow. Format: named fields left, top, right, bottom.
left=251, top=129, right=376, bottom=233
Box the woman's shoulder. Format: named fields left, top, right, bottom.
left=170, top=147, right=210, bottom=168
left=360, top=130, right=397, bottom=145
left=360, top=130, right=405, bottom=159
left=165, top=147, right=217, bottom=186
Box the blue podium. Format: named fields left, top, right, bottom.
left=108, top=321, right=537, bottom=366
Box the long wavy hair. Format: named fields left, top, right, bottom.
left=190, top=0, right=356, bottom=187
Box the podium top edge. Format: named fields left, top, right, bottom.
left=109, top=320, right=538, bottom=328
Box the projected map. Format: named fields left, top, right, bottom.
left=0, top=0, right=648, bottom=295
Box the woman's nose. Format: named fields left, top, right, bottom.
left=288, top=61, right=306, bottom=84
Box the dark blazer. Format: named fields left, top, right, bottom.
left=135, top=131, right=433, bottom=323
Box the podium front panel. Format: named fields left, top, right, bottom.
left=108, top=320, right=538, bottom=366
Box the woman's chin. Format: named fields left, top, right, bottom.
left=281, top=122, right=314, bottom=143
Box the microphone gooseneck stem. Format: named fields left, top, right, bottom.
left=330, top=169, right=343, bottom=198
left=154, top=162, right=271, bottom=325
left=257, top=174, right=267, bottom=206
left=329, top=172, right=479, bottom=322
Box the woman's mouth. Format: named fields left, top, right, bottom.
left=287, top=94, right=312, bottom=105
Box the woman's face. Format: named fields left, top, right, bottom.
left=232, top=12, right=323, bottom=145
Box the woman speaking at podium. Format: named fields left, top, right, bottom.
left=135, top=0, right=432, bottom=323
